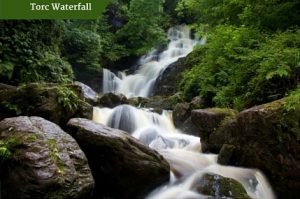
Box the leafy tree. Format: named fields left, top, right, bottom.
left=117, top=0, right=167, bottom=56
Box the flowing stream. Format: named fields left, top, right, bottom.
left=95, top=26, right=275, bottom=199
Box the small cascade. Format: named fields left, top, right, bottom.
left=93, top=105, right=275, bottom=199
left=102, top=26, right=204, bottom=98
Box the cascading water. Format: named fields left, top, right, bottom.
left=102, top=26, right=204, bottom=98
left=93, top=105, right=275, bottom=199
left=96, top=25, right=275, bottom=198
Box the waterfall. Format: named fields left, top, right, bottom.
left=93, top=105, right=275, bottom=199
left=102, top=25, right=203, bottom=98
left=97, top=25, right=275, bottom=198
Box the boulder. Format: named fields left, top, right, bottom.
left=192, top=173, right=251, bottom=199
left=67, top=118, right=170, bottom=199
left=172, top=102, right=198, bottom=136
left=73, top=81, right=99, bottom=105
left=173, top=102, right=191, bottom=127
left=0, top=116, right=94, bottom=199
left=212, top=99, right=300, bottom=198
left=191, top=108, right=237, bottom=152
left=0, top=83, right=93, bottom=127
left=97, top=92, right=128, bottom=108
left=217, top=144, right=236, bottom=165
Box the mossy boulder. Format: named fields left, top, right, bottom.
left=192, top=173, right=251, bottom=199
left=0, top=116, right=94, bottom=199
left=213, top=99, right=300, bottom=198
left=97, top=92, right=129, bottom=108
left=0, top=83, right=93, bottom=127
left=67, top=118, right=170, bottom=199
left=191, top=108, right=237, bottom=152
left=217, top=144, right=237, bottom=165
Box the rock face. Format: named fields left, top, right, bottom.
left=0, top=116, right=94, bottom=199
left=97, top=92, right=128, bottom=108
left=67, top=118, right=170, bottom=199
left=192, top=173, right=251, bottom=199
left=210, top=99, right=300, bottom=199
left=0, top=83, right=93, bottom=127
left=191, top=108, right=237, bottom=152
left=152, top=57, right=186, bottom=96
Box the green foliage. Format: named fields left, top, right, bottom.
left=283, top=87, right=300, bottom=112
left=117, top=0, right=167, bottom=55
left=176, top=0, right=300, bottom=31
left=180, top=25, right=300, bottom=110
left=57, top=86, right=80, bottom=112
left=178, top=0, right=300, bottom=110
left=98, top=10, right=130, bottom=62
left=1, top=101, right=22, bottom=115
left=0, top=20, right=74, bottom=85
left=62, top=27, right=101, bottom=72
left=98, top=0, right=168, bottom=64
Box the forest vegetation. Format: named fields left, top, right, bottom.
left=0, top=0, right=299, bottom=110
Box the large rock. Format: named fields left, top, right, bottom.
left=0, top=116, right=94, bottom=199
left=214, top=99, right=300, bottom=198
left=172, top=102, right=198, bottom=136
left=73, top=81, right=99, bottom=105
left=191, top=108, right=237, bottom=152
left=97, top=92, right=128, bottom=108
left=67, top=118, right=170, bottom=199
left=0, top=83, right=93, bottom=127
left=152, top=57, right=186, bottom=96
left=191, top=173, right=251, bottom=199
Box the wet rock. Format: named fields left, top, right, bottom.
left=213, top=99, right=300, bottom=198
left=152, top=57, right=187, bottom=96
left=67, top=118, right=170, bottom=199
left=97, top=92, right=128, bottom=108
left=191, top=108, right=237, bottom=152
left=144, top=94, right=184, bottom=111
left=218, top=144, right=236, bottom=165
left=172, top=102, right=199, bottom=136
left=73, top=81, right=99, bottom=105
left=0, top=83, right=93, bottom=126
left=0, top=116, right=94, bottom=199
left=192, top=173, right=251, bottom=199
left=173, top=102, right=191, bottom=127
left=190, top=96, right=205, bottom=109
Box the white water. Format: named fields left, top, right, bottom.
left=93, top=105, right=275, bottom=199
left=102, top=26, right=203, bottom=98
left=98, top=26, right=275, bottom=198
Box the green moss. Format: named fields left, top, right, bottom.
left=26, top=134, right=38, bottom=142
left=196, top=173, right=251, bottom=198
left=207, top=108, right=237, bottom=116
left=47, top=139, right=66, bottom=174
left=0, top=136, right=23, bottom=165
